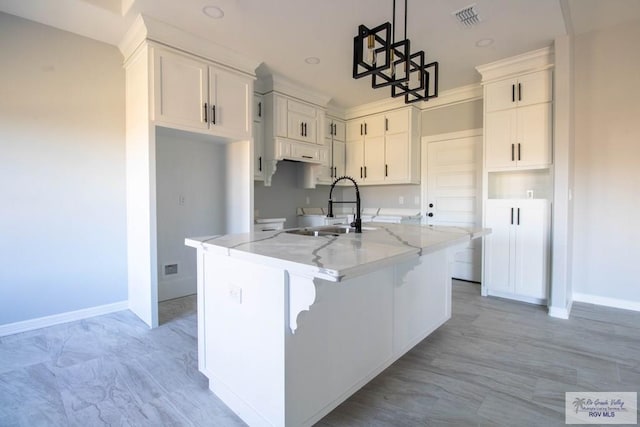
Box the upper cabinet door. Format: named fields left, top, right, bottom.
left=485, top=109, right=517, bottom=170
left=516, top=103, right=552, bottom=169
left=516, top=70, right=552, bottom=108
left=209, top=67, right=251, bottom=139
left=384, top=109, right=409, bottom=134
left=153, top=50, right=208, bottom=130
left=485, top=70, right=552, bottom=113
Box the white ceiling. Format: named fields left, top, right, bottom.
left=1, top=0, right=639, bottom=108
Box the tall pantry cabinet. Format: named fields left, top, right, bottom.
left=476, top=47, right=554, bottom=305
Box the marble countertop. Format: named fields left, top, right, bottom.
left=185, top=223, right=489, bottom=281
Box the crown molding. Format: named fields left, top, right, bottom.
left=476, top=46, right=555, bottom=83
left=118, top=14, right=260, bottom=77
left=258, top=73, right=332, bottom=108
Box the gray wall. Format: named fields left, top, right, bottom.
left=421, top=99, right=483, bottom=136
left=0, top=13, right=127, bottom=325
left=254, top=161, right=333, bottom=227
left=156, top=128, right=228, bottom=301
left=571, top=20, right=640, bottom=304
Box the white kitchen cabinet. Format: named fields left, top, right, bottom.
left=318, top=118, right=347, bottom=184
left=346, top=108, right=419, bottom=185
left=485, top=70, right=552, bottom=113
left=485, top=103, right=552, bottom=170
left=253, top=94, right=264, bottom=180
left=484, top=199, right=550, bottom=303
left=153, top=48, right=251, bottom=139
left=273, top=95, right=322, bottom=145
left=484, top=68, right=552, bottom=171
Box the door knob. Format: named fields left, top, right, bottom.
left=428, top=203, right=434, bottom=208
left=427, top=213, right=434, bottom=217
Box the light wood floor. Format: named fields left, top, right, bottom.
left=1, top=281, right=638, bottom=426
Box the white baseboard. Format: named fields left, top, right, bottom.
left=0, top=300, right=129, bottom=337
left=573, top=293, right=640, bottom=312
left=548, top=299, right=573, bottom=319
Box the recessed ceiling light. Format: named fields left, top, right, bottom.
left=203, top=6, right=224, bottom=19
left=305, top=57, right=320, bottom=65
left=475, top=38, right=494, bottom=47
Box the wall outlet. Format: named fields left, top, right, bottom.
left=178, top=194, right=185, bottom=206
left=228, top=284, right=242, bottom=304
left=164, top=264, right=178, bottom=275
left=398, top=196, right=404, bottom=205
left=526, top=190, right=534, bottom=199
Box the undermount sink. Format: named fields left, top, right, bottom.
left=286, top=225, right=375, bottom=237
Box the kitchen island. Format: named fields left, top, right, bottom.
left=185, top=223, right=486, bottom=427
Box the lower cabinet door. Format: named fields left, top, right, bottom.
left=484, top=199, right=549, bottom=301
left=513, top=200, right=550, bottom=299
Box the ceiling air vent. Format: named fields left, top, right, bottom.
left=453, top=4, right=481, bottom=27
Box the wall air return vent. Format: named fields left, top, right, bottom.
left=453, top=4, right=481, bottom=27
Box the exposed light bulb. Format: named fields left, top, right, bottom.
left=367, top=34, right=376, bottom=66
left=390, top=51, right=396, bottom=78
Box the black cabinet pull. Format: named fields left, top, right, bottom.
left=259, top=156, right=262, bottom=172
left=429, top=203, right=434, bottom=208
left=360, top=124, right=363, bottom=135
left=258, top=102, right=262, bottom=118
left=511, top=144, right=515, bottom=161
left=212, top=105, right=216, bottom=124
left=364, top=122, right=368, bottom=135
left=385, top=164, right=388, bottom=177
left=300, top=122, right=304, bottom=136
left=512, top=84, right=515, bottom=102
left=302, top=155, right=313, bottom=159
left=427, top=212, right=434, bottom=217
left=511, top=207, right=514, bottom=225
left=204, top=103, right=208, bottom=123
left=364, top=166, right=367, bottom=178
left=518, top=83, right=522, bottom=101
left=360, top=167, right=363, bottom=179
left=518, top=143, right=521, bottom=161
left=385, top=118, right=388, bottom=131
left=334, top=166, right=337, bottom=177
left=517, top=208, right=520, bottom=225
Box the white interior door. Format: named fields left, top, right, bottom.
left=422, top=130, right=482, bottom=282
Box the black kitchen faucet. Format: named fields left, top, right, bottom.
left=327, top=176, right=362, bottom=233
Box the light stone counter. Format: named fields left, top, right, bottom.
left=185, top=222, right=487, bottom=281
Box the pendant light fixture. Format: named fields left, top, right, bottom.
left=352, top=0, right=439, bottom=103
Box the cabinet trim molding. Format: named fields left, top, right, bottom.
left=476, top=46, right=554, bottom=84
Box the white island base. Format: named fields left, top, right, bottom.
left=191, top=243, right=456, bottom=427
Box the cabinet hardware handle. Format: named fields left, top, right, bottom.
left=204, top=103, right=208, bottom=123
left=212, top=105, right=216, bottom=124
left=518, top=83, right=522, bottom=101
left=385, top=118, right=388, bottom=131
left=429, top=203, right=434, bottom=208
left=427, top=212, right=434, bottom=217
left=259, top=156, right=262, bottom=172
left=300, top=122, right=304, bottom=136
left=305, top=123, right=308, bottom=137
left=511, top=144, right=515, bottom=161
left=258, top=102, right=262, bottom=118
left=364, top=166, right=367, bottom=178
left=385, top=164, right=388, bottom=177
left=364, top=122, right=367, bottom=135
left=302, top=155, right=313, bottom=159
left=512, top=84, right=515, bottom=103
left=360, top=167, right=363, bottom=179
left=511, top=207, right=514, bottom=225
left=518, top=143, right=521, bottom=161
left=360, top=124, right=363, bottom=135
left=334, top=166, right=337, bottom=177
left=517, top=208, right=520, bottom=225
